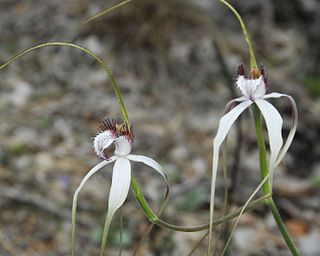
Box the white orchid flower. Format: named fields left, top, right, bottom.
left=208, top=64, right=298, bottom=252
left=72, top=118, right=168, bottom=249
left=212, top=64, right=298, bottom=189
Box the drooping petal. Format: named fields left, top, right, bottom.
left=114, top=136, right=132, bottom=156
left=99, top=157, right=131, bottom=254
left=209, top=100, right=252, bottom=249
left=255, top=98, right=283, bottom=185
left=225, top=96, right=248, bottom=112
left=127, top=154, right=170, bottom=208
left=72, top=157, right=116, bottom=256
left=214, top=100, right=253, bottom=147
left=108, top=157, right=132, bottom=218
left=263, top=93, right=298, bottom=167
left=127, top=154, right=168, bottom=181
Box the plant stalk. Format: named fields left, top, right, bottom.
left=252, top=104, right=299, bottom=256
left=131, top=178, right=270, bottom=232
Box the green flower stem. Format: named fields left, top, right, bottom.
left=218, top=0, right=257, bottom=69
left=86, top=0, right=133, bottom=23
left=131, top=178, right=271, bottom=232
left=252, top=104, right=271, bottom=194
left=0, top=42, right=130, bottom=127
left=268, top=198, right=299, bottom=256
left=252, top=104, right=299, bottom=256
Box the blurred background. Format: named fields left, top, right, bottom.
left=0, top=0, right=320, bottom=255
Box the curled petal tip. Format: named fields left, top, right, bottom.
left=93, top=131, right=116, bottom=159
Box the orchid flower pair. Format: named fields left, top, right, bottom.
left=72, top=118, right=168, bottom=253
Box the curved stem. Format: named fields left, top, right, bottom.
left=218, top=0, right=257, bottom=69
left=0, top=42, right=130, bottom=127
left=133, top=178, right=170, bottom=255
left=131, top=178, right=270, bottom=232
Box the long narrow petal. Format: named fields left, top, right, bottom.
left=255, top=98, right=283, bottom=186
left=209, top=100, right=252, bottom=251
left=99, top=157, right=132, bottom=255
left=263, top=93, right=298, bottom=167
left=225, top=96, right=248, bottom=113
left=127, top=154, right=169, bottom=197
left=127, top=154, right=167, bottom=181
left=108, top=157, right=132, bottom=220
left=72, top=157, right=116, bottom=256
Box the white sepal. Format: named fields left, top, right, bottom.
left=127, top=154, right=168, bottom=181
left=255, top=98, right=283, bottom=185
left=263, top=93, right=298, bottom=167
left=107, top=157, right=132, bottom=220
left=74, top=157, right=117, bottom=199
left=209, top=100, right=253, bottom=247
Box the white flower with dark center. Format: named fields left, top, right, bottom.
left=72, top=118, right=168, bottom=246
left=208, top=64, right=298, bottom=252
left=212, top=64, right=298, bottom=186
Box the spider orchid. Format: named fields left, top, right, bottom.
left=212, top=64, right=298, bottom=189
left=72, top=118, right=168, bottom=253
left=208, top=64, right=298, bottom=254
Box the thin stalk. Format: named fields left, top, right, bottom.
left=252, top=104, right=299, bottom=255
left=252, top=104, right=270, bottom=194
left=131, top=178, right=270, bottom=232
left=0, top=42, right=130, bottom=127
left=86, top=0, right=133, bottom=23
left=218, top=0, right=258, bottom=69
left=133, top=179, right=169, bottom=255
left=268, top=199, right=300, bottom=256
left=119, top=213, right=123, bottom=256
left=187, top=231, right=209, bottom=256
left=100, top=214, right=112, bottom=256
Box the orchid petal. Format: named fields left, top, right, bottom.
left=114, top=136, right=132, bottom=156
left=253, top=76, right=267, bottom=98
left=93, top=131, right=116, bottom=159
left=72, top=157, right=116, bottom=256
left=100, top=157, right=132, bottom=254
left=209, top=100, right=252, bottom=248
left=255, top=98, right=283, bottom=185
left=107, top=157, right=132, bottom=219
left=214, top=100, right=253, bottom=147
left=263, top=93, right=298, bottom=167
left=127, top=154, right=170, bottom=205
left=127, top=154, right=168, bottom=182
left=225, top=96, right=248, bottom=112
